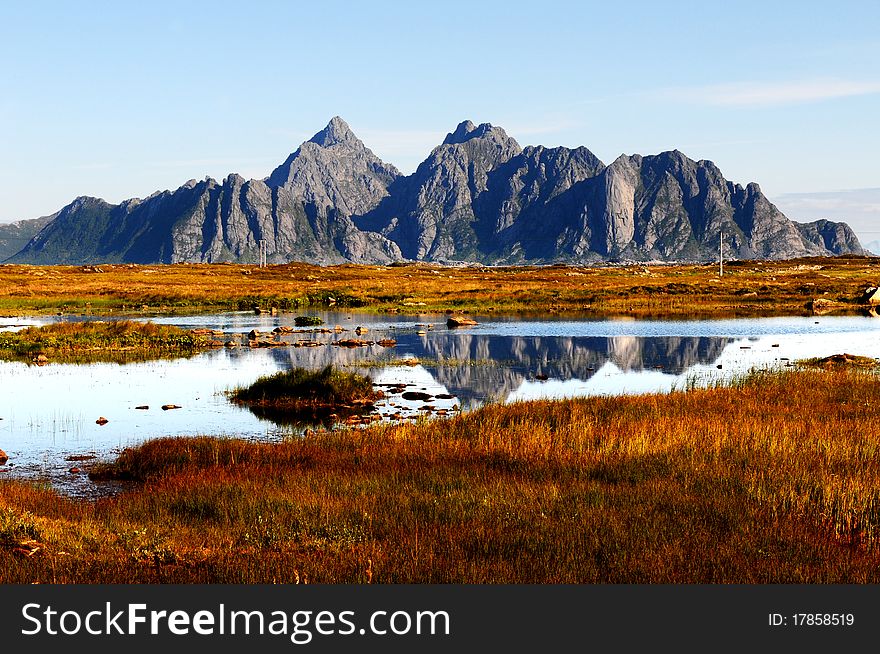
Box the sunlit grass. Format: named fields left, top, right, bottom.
left=0, top=256, right=875, bottom=318
left=228, top=366, right=380, bottom=426
left=230, top=365, right=376, bottom=406
left=0, top=320, right=210, bottom=362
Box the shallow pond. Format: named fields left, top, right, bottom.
left=1, top=311, right=879, bottom=494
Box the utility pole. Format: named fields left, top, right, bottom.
left=719, top=232, right=723, bottom=277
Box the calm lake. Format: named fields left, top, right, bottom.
left=1, top=311, right=879, bottom=494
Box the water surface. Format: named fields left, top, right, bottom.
left=1, top=311, right=878, bottom=494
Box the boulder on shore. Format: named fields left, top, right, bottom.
left=809, top=297, right=842, bottom=314
left=860, top=287, right=880, bottom=305
left=812, top=353, right=877, bottom=368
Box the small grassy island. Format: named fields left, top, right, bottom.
left=0, top=320, right=212, bottom=363
left=230, top=365, right=381, bottom=424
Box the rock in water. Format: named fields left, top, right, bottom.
left=402, top=391, right=433, bottom=401
left=860, top=287, right=880, bottom=305
left=0, top=448, right=7, bottom=464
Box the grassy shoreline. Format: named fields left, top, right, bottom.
left=2, top=368, right=880, bottom=583
left=0, top=255, right=877, bottom=318
left=0, top=320, right=213, bottom=363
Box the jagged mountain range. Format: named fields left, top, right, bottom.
left=4, top=117, right=866, bottom=265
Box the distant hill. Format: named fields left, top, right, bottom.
left=0, top=214, right=56, bottom=262
left=8, top=117, right=866, bottom=265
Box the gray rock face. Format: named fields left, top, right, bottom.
left=8, top=117, right=866, bottom=265
left=13, top=118, right=404, bottom=265
left=796, top=219, right=866, bottom=256
left=358, top=120, right=523, bottom=260
left=266, top=116, right=400, bottom=217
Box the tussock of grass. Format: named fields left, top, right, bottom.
left=228, top=366, right=379, bottom=425
left=0, top=320, right=208, bottom=362
left=231, top=366, right=375, bottom=406
left=3, top=369, right=880, bottom=583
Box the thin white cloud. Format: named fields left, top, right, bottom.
left=665, top=79, right=880, bottom=107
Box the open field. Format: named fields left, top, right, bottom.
left=2, top=368, right=880, bottom=583
left=0, top=255, right=877, bottom=318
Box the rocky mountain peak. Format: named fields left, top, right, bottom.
left=443, top=120, right=477, bottom=144
left=265, top=117, right=400, bottom=217
left=442, top=120, right=514, bottom=147
left=308, top=116, right=359, bottom=148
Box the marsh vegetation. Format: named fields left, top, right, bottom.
left=0, top=320, right=211, bottom=363
left=3, top=369, right=880, bottom=583
left=230, top=366, right=381, bottom=425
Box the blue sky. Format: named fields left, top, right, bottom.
left=2, top=0, right=879, bottom=240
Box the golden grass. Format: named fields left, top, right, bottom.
left=2, top=369, right=880, bottom=583
left=0, top=255, right=877, bottom=318
left=0, top=320, right=210, bottom=363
